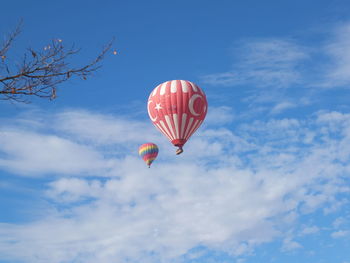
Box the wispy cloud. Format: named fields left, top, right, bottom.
left=323, top=23, right=350, bottom=87
left=0, top=130, right=113, bottom=176
left=270, top=101, right=297, bottom=115
left=55, top=110, right=160, bottom=146
left=282, top=237, right=303, bottom=252
left=333, top=217, right=347, bottom=228
left=331, top=230, right=350, bottom=239
left=299, top=226, right=320, bottom=236
left=205, top=106, right=235, bottom=125
left=202, top=38, right=307, bottom=89
left=201, top=22, right=350, bottom=115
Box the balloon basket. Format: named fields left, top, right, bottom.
left=176, top=147, right=183, bottom=155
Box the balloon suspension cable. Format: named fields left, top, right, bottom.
left=176, top=146, right=183, bottom=155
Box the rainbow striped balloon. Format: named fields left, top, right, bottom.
left=138, top=143, right=159, bottom=167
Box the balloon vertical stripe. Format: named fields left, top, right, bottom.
left=160, top=121, right=173, bottom=140
left=180, top=113, right=187, bottom=138
left=165, top=115, right=176, bottom=139
left=184, top=117, right=194, bottom=139
left=173, top=114, right=180, bottom=138
left=155, top=123, right=172, bottom=141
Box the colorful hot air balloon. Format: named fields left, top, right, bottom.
left=147, top=80, right=208, bottom=154
left=139, top=143, right=159, bottom=167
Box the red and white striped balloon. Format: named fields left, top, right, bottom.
left=147, top=80, right=208, bottom=154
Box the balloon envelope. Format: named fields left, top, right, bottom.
left=147, top=80, right=207, bottom=152
left=139, top=143, right=159, bottom=167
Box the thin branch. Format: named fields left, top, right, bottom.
left=0, top=21, right=115, bottom=102
left=0, top=19, right=22, bottom=57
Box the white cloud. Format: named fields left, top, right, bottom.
left=324, top=23, right=350, bottom=87
left=205, top=106, right=235, bottom=125
left=46, top=177, right=104, bottom=202
left=300, top=226, right=319, bottom=236
left=331, top=230, right=350, bottom=239
left=0, top=109, right=349, bottom=262
left=55, top=110, right=160, bottom=145
left=271, top=102, right=296, bottom=115
left=281, top=237, right=302, bottom=252
left=201, top=22, right=350, bottom=115
left=333, top=217, right=347, bottom=228
left=0, top=129, right=114, bottom=176
left=202, top=39, right=307, bottom=89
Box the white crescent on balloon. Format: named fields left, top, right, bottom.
left=147, top=100, right=157, bottom=121
left=188, top=94, right=204, bottom=116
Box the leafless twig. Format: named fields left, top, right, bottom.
left=0, top=21, right=114, bottom=103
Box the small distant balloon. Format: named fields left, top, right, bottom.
left=139, top=143, right=159, bottom=168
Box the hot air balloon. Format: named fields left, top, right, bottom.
left=139, top=143, right=159, bottom=167
left=147, top=80, right=208, bottom=154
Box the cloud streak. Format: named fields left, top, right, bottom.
left=201, top=22, right=350, bottom=116
left=201, top=38, right=307, bottom=89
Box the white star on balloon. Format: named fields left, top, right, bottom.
left=155, top=103, right=162, bottom=110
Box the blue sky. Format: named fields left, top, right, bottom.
left=1, top=0, right=350, bottom=262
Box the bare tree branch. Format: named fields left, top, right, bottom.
left=0, top=19, right=22, bottom=58
left=0, top=21, right=114, bottom=103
